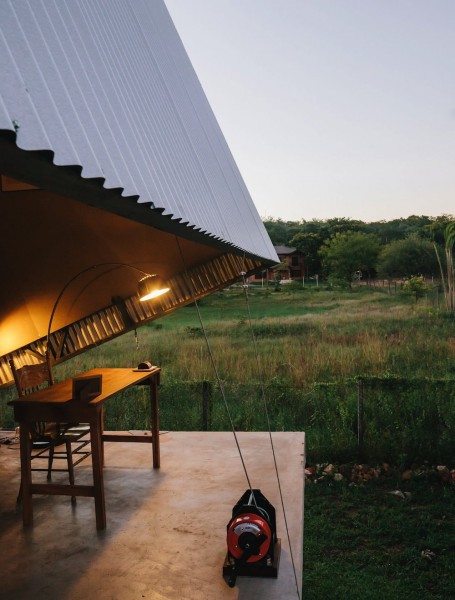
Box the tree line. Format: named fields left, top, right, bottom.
left=263, top=215, right=454, bottom=289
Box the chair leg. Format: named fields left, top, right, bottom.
left=66, top=439, right=77, bottom=505
left=16, top=481, right=23, bottom=506
left=47, top=443, right=55, bottom=480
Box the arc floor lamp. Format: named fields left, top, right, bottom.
left=45, top=262, right=170, bottom=376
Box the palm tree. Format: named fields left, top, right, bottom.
left=434, top=222, right=455, bottom=312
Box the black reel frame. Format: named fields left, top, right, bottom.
left=223, top=489, right=281, bottom=587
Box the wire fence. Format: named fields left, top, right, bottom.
left=2, top=376, right=453, bottom=466
left=153, top=377, right=455, bottom=466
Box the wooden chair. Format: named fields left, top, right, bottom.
left=9, top=358, right=91, bottom=504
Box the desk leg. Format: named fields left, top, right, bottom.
left=150, top=376, right=160, bottom=469
left=100, top=406, right=105, bottom=467
left=19, top=423, right=33, bottom=527
left=90, top=420, right=106, bottom=530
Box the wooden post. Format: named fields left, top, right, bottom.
left=357, top=379, right=365, bottom=463
left=90, top=418, right=107, bottom=530
left=150, top=375, right=160, bottom=469
left=19, top=422, right=33, bottom=527
left=202, top=380, right=212, bottom=431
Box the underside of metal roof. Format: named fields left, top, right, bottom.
left=0, top=0, right=277, bottom=386
left=0, top=0, right=276, bottom=261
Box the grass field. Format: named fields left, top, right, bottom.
left=2, top=285, right=455, bottom=465
left=48, top=284, right=454, bottom=466
left=304, top=474, right=455, bottom=600
left=41, top=283, right=455, bottom=384
left=1, top=284, right=454, bottom=599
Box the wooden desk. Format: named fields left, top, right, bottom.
left=9, top=367, right=161, bottom=530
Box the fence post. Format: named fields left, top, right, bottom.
left=357, top=379, right=365, bottom=463
left=202, top=380, right=212, bottom=431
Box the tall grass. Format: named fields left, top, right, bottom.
left=2, top=286, right=454, bottom=464
left=136, top=288, right=454, bottom=385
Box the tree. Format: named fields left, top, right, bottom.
left=263, top=218, right=303, bottom=245
left=426, top=214, right=454, bottom=245
left=319, top=232, right=380, bottom=286
left=377, top=234, right=438, bottom=279
left=289, top=232, right=323, bottom=276
left=321, top=217, right=365, bottom=238
left=402, top=275, right=429, bottom=302
left=366, top=215, right=434, bottom=244
left=433, top=221, right=455, bottom=313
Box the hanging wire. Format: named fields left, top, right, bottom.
left=176, top=236, right=300, bottom=596
left=175, top=238, right=257, bottom=505
left=241, top=265, right=301, bottom=600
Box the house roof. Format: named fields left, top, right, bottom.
left=0, top=0, right=277, bottom=264
left=274, top=246, right=297, bottom=255
left=0, top=0, right=278, bottom=385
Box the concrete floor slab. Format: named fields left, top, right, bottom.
left=0, top=432, right=304, bottom=600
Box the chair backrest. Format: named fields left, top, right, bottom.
left=9, top=358, right=58, bottom=439
left=9, top=359, right=54, bottom=397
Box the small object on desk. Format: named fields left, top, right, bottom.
left=133, top=360, right=156, bottom=372
left=72, top=374, right=103, bottom=402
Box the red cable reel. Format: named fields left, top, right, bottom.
left=227, top=512, right=272, bottom=563
left=224, top=489, right=279, bottom=587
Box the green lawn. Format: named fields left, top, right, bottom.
left=304, top=475, right=455, bottom=599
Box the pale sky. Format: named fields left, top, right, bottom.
left=164, top=0, right=455, bottom=223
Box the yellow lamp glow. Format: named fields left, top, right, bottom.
left=137, top=274, right=170, bottom=301
left=45, top=263, right=170, bottom=377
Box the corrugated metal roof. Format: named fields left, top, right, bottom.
left=0, top=0, right=277, bottom=263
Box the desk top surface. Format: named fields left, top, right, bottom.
left=9, top=367, right=160, bottom=406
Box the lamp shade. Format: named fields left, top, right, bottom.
left=137, top=274, right=170, bottom=301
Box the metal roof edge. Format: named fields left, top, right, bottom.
left=0, top=132, right=277, bottom=267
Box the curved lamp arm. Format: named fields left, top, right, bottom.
left=45, top=262, right=169, bottom=370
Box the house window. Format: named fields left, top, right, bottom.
left=291, top=255, right=299, bottom=266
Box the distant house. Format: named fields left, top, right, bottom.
left=250, top=246, right=304, bottom=283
